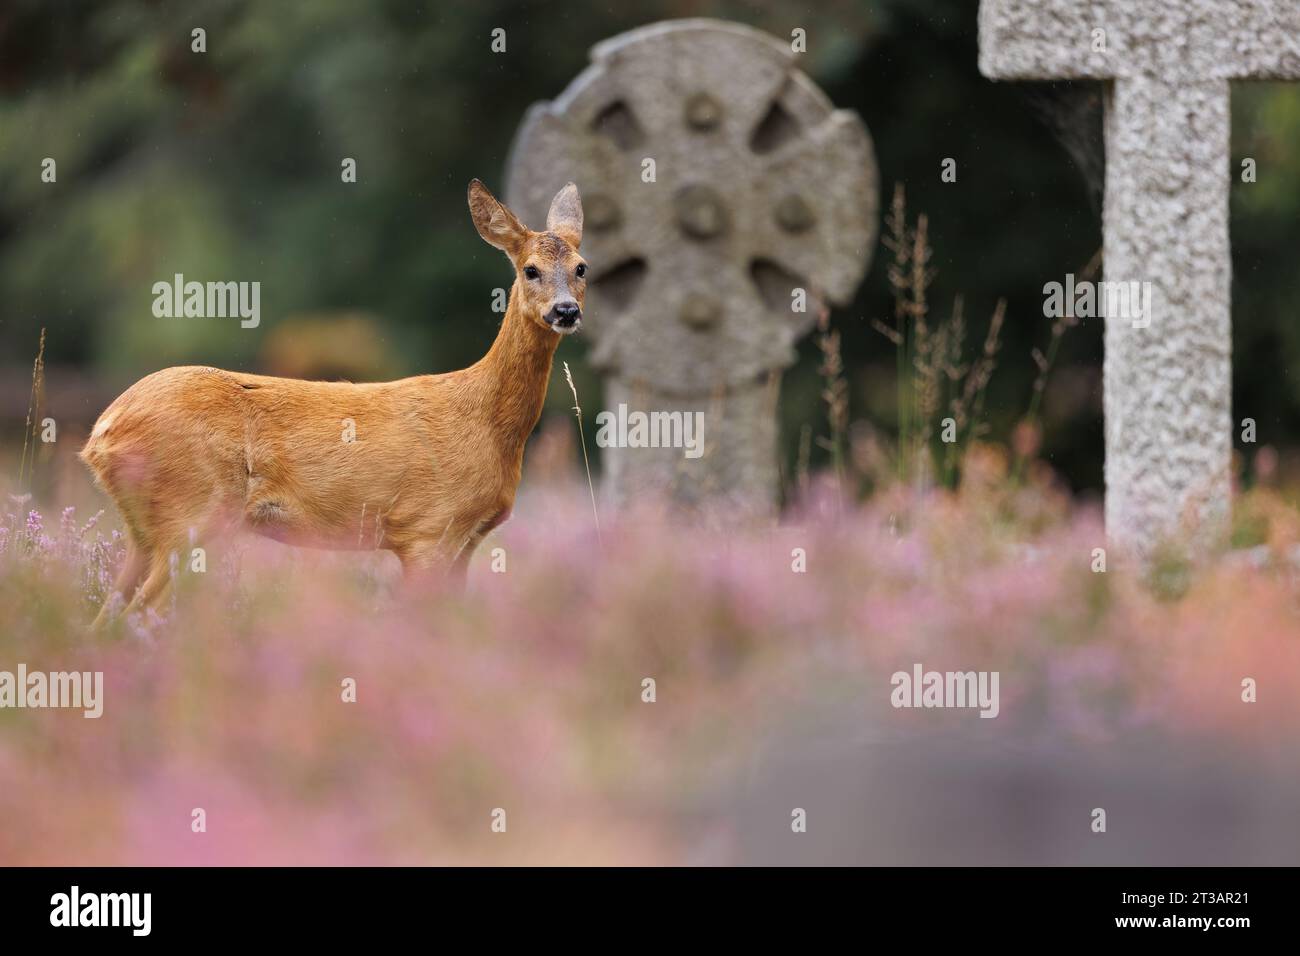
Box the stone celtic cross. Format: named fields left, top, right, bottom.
left=980, top=0, right=1300, bottom=552
left=507, top=19, right=877, bottom=511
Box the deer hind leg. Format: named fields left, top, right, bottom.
left=88, top=431, right=240, bottom=627
left=91, top=537, right=179, bottom=628
left=122, top=514, right=237, bottom=622
left=102, top=494, right=235, bottom=628
left=88, top=478, right=160, bottom=629
left=90, top=540, right=148, bottom=631
left=123, top=550, right=176, bottom=618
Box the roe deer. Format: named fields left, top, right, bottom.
left=81, top=179, right=586, bottom=628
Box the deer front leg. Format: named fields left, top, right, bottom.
left=447, top=506, right=511, bottom=585
left=396, top=516, right=483, bottom=590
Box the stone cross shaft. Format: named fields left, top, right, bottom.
left=980, top=0, right=1300, bottom=551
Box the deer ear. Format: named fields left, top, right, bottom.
left=546, top=182, right=583, bottom=247
left=468, top=179, right=528, bottom=255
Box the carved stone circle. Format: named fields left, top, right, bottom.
left=507, top=19, right=879, bottom=397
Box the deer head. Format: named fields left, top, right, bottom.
left=468, top=179, right=586, bottom=335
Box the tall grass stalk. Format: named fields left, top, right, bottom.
left=876, top=190, right=1016, bottom=491
left=815, top=300, right=849, bottom=507
left=563, top=361, right=602, bottom=547
left=1012, top=246, right=1102, bottom=484
left=878, top=186, right=913, bottom=483
left=876, top=186, right=937, bottom=487
left=18, top=327, right=46, bottom=493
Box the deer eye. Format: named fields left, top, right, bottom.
left=575, top=263, right=587, bottom=279
left=523, top=265, right=540, bottom=280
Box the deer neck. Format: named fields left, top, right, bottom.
left=474, top=283, right=560, bottom=448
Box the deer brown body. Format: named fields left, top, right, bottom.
left=82, top=180, right=586, bottom=627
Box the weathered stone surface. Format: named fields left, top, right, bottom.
left=979, top=1, right=1300, bottom=81
left=507, top=19, right=877, bottom=508
left=980, top=0, right=1300, bottom=552
left=601, top=374, right=781, bottom=511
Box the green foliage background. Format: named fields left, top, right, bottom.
left=2, top=0, right=1298, bottom=493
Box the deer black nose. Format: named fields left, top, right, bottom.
left=549, top=301, right=581, bottom=327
